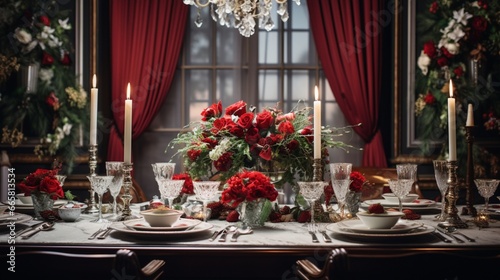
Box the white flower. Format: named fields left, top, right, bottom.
left=209, top=138, right=231, bottom=160
left=39, top=68, right=54, bottom=82
left=14, top=28, right=32, bottom=44
left=62, top=123, right=72, bottom=135
left=444, top=42, right=460, bottom=55
left=417, top=51, right=431, bottom=75
left=22, top=40, right=38, bottom=53
left=453, top=8, right=472, bottom=26
left=58, top=18, right=71, bottom=30
left=447, top=25, right=466, bottom=42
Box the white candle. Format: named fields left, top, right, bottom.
left=448, top=80, right=456, bottom=161
left=90, top=74, right=98, bottom=145
left=466, top=103, right=474, bottom=126
left=313, top=86, right=321, bottom=159
left=124, top=83, right=132, bottom=164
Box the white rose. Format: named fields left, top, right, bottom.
left=417, top=51, right=431, bottom=75
left=58, top=18, right=71, bottom=30
left=39, top=68, right=54, bottom=82
left=14, top=28, right=32, bottom=44
left=444, top=42, right=460, bottom=55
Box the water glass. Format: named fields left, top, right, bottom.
left=106, top=161, right=124, bottom=217
left=432, top=160, right=448, bottom=221
left=193, top=181, right=220, bottom=222
left=158, top=179, right=185, bottom=209
left=297, top=181, right=328, bottom=224
left=329, top=163, right=352, bottom=218
left=87, top=175, right=114, bottom=223
left=152, top=163, right=176, bottom=185
left=475, top=179, right=500, bottom=215
left=388, top=179, right=413, bottom=212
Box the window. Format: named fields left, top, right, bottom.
left=134, top=1, right=363, bottom=199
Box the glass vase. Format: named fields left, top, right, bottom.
left=237, top=199, right=271, bottom=228
left=31, top=192, right=55, bottom=220
left=345, top=191, right=362, bottom=216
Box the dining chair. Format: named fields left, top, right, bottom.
left=295, top=248, right=349, bottom=280
left=114, top=249, right=165, bottom=280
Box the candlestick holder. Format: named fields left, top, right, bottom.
left=313, top=158, right=323, bottom=182
left=120, top=162, right=138, bottom=220
left=84, top=144, right=99, bottom=214
left=438, top=160, right=468, bottom=228
left=462, top=126, right=477, bottom=216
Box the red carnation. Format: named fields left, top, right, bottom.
left=187, top=149, right=201, bottom=161
left=42, top=52, right=54, bottom=66
left=39, top=15, right=50, bottom=26
left=349, top=171, right=366, bottom=192
left=424, top=92, right=436, bottom=105
left=423, top=41, right=437, bottom=58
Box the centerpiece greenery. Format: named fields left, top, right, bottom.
left=0, top=0, right=89, bottom=173
left=168, top=100, right=358, bottom=186
left=415, top=0, right=500, bottom=176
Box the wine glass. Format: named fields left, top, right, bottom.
left=87, top=175, right=114, bottom=223
left=106, top=161, right=124, bottom=218
left=158, top=179, right=185, bottom=209
left=329, top=163, right=353, bottom=218
left=432, top=160, right=449, bottom=221
left=152, top=163, right=176, bottom=186
left=475, top=179, right=500, bottom=215
left=396, top=163, right=418, bottom=184
left=297, top=181, right=328, bottom=224
left=193, top=181, right=220, bottom=222
left=387, top=179, right=413, bottom=212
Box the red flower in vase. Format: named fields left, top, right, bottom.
left=221, top=171, right=278, bottom=208
left=349, top=171, right=366, bottom=193
left=17, top=168, right=64, bottom=200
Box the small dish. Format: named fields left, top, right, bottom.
left=140, top=208, right=183, bottom=227
left=124, top=218, right=201, bottom=231
left=16, top=193, right=33, bottom=204
left=58, top=202, right=87, bottom=222
left=356, top=211, right=404, bottom=229
left=382, top=193, right=419, bottom=203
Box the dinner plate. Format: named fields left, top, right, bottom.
left=333, top=219, right=424, bottom=234
left=123, top=218, right=202, bottom=231
left=363, top=198, right=436, bottom=208
left=111, top=219, right=213, bottom=237
left=326, top=220, right=434, bottom=238
left=0, top=212, right=32, bottom=226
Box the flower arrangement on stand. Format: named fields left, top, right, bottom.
left=0, top=0, right=89, bottom=173
left=220, top=170, right=278, bottom=227
left=345, top=171, right=366, bottom=216
left=415, top=0, right=500, bottom=176
left=168, top=100, right=357, bottom=185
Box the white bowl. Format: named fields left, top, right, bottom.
left=140, top=209, right=183, bottom=227
left=356, top=211, right=404, bottom=229
left=16, top=193, right=33, bottom=204
left=382, top=193, right=419, bottom=203
left=58, top=202, right=87, bottom=222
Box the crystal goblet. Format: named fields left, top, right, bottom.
left=193, top=181, right=220, bottom=222
left=297, top=181, right=328, bottom=224
left=106, top=161, right=124, bottom=217
left=475, top=179, right=500, bottom=216
left=87, top=175, right=114, bottom=223
left=432, top=160, right=448, bottom=221
left=158, top=179, right=185, bottom=209
left=329, top=163, right=352, bottom=218
left=152, top=163, right=176, bottom=197
left=396, top=163, right=418, bottom=185
left=388, top=179, right=413, bottom=212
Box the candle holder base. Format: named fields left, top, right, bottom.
left=312, top=158, right=323, bottom=182
left=438, top=160, right=468, bottom=229
left=120, top=162, right=139, bottom=220
left=84, top=144, right=99, bottom=214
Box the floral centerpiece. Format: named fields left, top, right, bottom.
left=168, top=100, right=357, bottom=185
left=220, top=170, right=278, bottom=226
left=0, top=0, right=89, bottom=173
left=17, top=167, right=64, bottom=220
left=415, top=0, right=500, bottom=176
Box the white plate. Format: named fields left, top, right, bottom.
left=123, top=218, right=201, bottom=231
left=11, top=199, right=67, bottom=208
left=111, top=219, right=213, bottom=237
left=327, top=220, right=434, bottom=238
left=334, top=219, right=424, bottom=234
left=0, top=212, right=32, bottom=226
left=363, top=199, right=436, bottom=208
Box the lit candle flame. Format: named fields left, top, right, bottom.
left=127, top=83, right=131, bottom=99
left=92, top=74, right=96, bottom=88
left=449, top=79, right=453, bottom=98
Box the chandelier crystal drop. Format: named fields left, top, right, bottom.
left=182, top=0, right=301, bottom=37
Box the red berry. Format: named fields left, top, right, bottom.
left=226, top=210, right=239, bottom=222
left=367, top=203, right=385, bottom=214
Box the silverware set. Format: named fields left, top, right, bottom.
left=209, top=225, right=253, bottom=242
left=89, top=223, right=112, bottom=240
left=307, top=223, right=332, bottom=243
left=435, top=224, right=475, bottom=243
left=16, top=222, right=54, bottom=239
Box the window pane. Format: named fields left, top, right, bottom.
left=186, top=69, right=211, bottom=122
left=217, top=28, right=240, bottom=64
left=291, top=1, right=308, bottom=29
left=216, top=69, right=241, bottom=104
left=259, top=31, right=279, bottom=64
left=186, top=8, right=212, bottom=64
left=259, top=69, right=279, bottom=108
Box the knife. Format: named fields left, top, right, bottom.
left=436, top=226, right=464, bottom=243
left=432, top=229, right=453, bottom=243
left=16, top=222, right=45, bottom=237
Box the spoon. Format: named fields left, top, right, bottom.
left=21, top=222, right=54, bottom=239
left=218, top=226, right=237, bottom=242
left=230, top=226, right=253, bottom=242
left=439, top=225, right=475, bottom=242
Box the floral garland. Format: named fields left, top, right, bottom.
left=415, top=0, right=500, bottom=176
left=0, top=0, right=89, bottom=173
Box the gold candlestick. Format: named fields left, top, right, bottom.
left=313, top=158, right=323, bottom=182
left=439, top=160, right=468, bottom=228
left=462, top=126, right=477, bottom=216
left=84, top=144, right=99, bottom=214
left=120, top=162, right=138, bottom=220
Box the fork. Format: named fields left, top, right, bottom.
left=318, top=224, right=332, bottom=243
left=307, top=223, right=319, bottom=243
left=89, top=223, right=109, bottom=240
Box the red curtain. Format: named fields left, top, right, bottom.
left=108, top=0, right=188, bottom=161
left=308, top=0, right=387, bottom=167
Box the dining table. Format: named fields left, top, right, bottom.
left=1, top=201, right=499, bottom=279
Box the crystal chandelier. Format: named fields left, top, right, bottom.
left=182, top=0, right=301, bottom=37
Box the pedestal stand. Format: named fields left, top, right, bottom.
left=84, top=144, right=99, bottom=214
left=439, top=160, right=468, bottom=228
left=461, top=126, right=477, bottom=216
left=120, top=162, right=138, bottom=220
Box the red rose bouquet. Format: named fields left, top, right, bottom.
left=221, top=170, right=278, bottom=208
left=169, top=100, right=357, bottom=184
left=17, top=168, right=64, bottom=200
left=349, top=171, right=366, bottom=193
